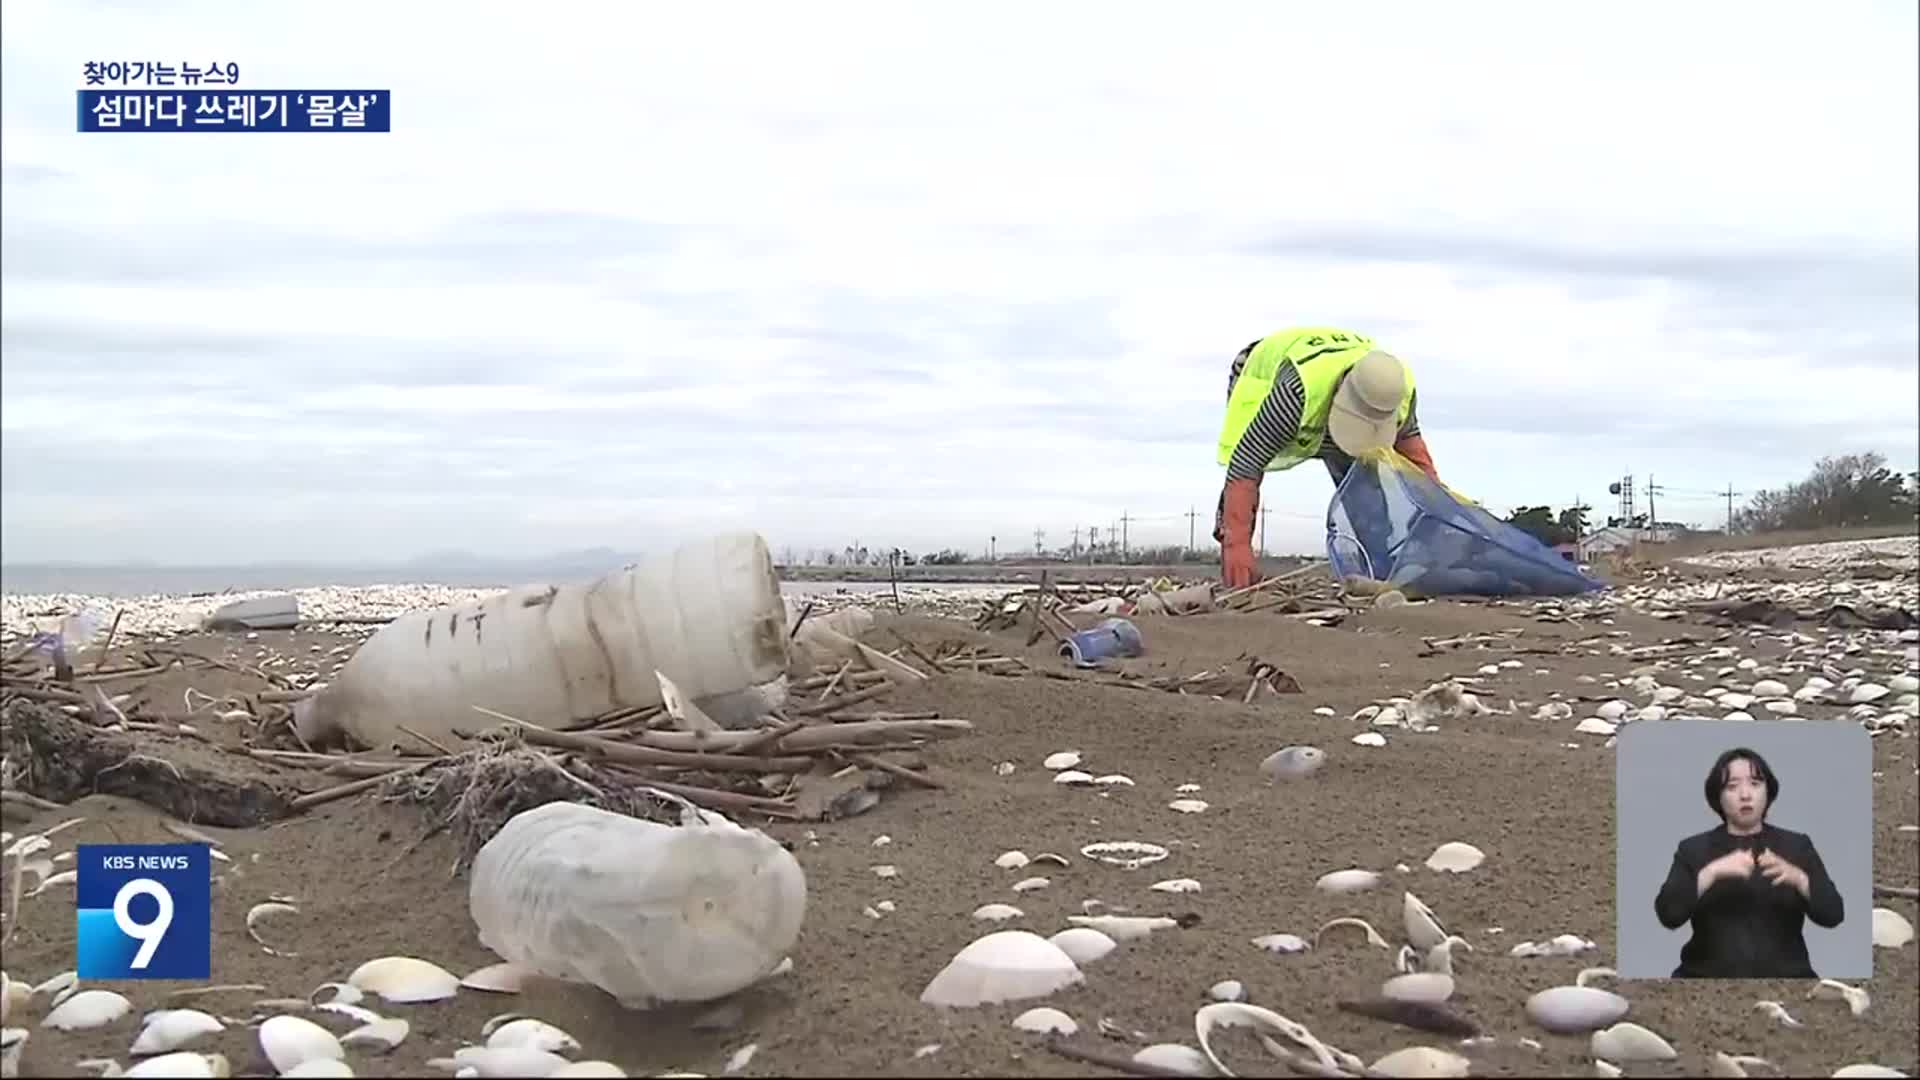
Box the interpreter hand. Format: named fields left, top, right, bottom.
left=1703, top=848, right=1757, bottom=886
left=1757, top=849, right=1807, bottom=892
left=1222, top=542, right=1258, bottom=590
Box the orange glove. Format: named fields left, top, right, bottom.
left=1219, top=477, right=1260, bottom=589
left=1395, top=433, right=1441, bottom=484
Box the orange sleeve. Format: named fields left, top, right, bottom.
left=1395, top=433, right=1440, bottom=483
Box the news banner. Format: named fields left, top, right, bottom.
left=77, top=61, right=390, bottom=132
left=75, top=844, right=212, bottom=980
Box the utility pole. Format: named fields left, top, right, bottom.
left=989, top=535, right=996, bottom=562
left=1088, top=526, right=1099, bottom=565
left=1186, top=506, right=1197, bottom=558
left=1259, top=508, right=1271, bottom=556
left=1119, top=511, right=1132, bottom=562
left=1721, top=484, right=1744, bottom=532
left=1644, top=475, right=1664, bottom=530
left=1070, top=526, right=1081, bottom=557
left=1033, top=527, right=1045, bottom=558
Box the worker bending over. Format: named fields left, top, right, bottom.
left=1212, top=327, right=1441, bottom=590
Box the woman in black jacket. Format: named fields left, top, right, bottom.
left=1653, top=746, right=1846, bottom=978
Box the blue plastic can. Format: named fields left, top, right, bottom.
left=1060, top=617, right=1145, bottom=667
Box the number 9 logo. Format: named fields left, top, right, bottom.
left=112, top=878, right=174, bottom=970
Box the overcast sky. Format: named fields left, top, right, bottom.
left=3, top=1, right=1916, bottom=567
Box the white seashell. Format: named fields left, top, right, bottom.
left=1132, top=1043, right=1215, bottom=1077
left=1011, top=877, right=1050, bottom=893
left=994, top=850, right=1031, bottom=870
left=131, top=1009, right=225, bottom=1055
left=1596, top=701, right=1629, bottom=721
left=1370, top=1046, right=1471, bottom=1078
left=1259, top=746, right=1326, bottom=781
left=1316, top=868, right=1382, bottom=893
left=1533, top=702, right=1573, bottom=721
left=281, top=1060, right=355, bottom=1078
left=1751, top=679, right=1789, bottom=698
left=1851, top=683, right=1889, bottom=703
left=1251, top=933, right=1310, bottom=954
left=43, top=990, right=132, bottom=1031
left=1053, top=770, right=1095, bottom=786
left=1068, top=914, right=1182, bottom=941
left=1315, top=916, right=1391, bottom=949
left=1709, top=1052, right=1777, bottom=1078
left=972, top=904, right=1024, bottom=922
left=1208, top=980, right=1247, bottom=1002
left=1593, top=1060, right=1622, bottom=1079
left=258, top=1014, right=345, bottom=1073
left=1590, top=1021, right=1676, bottom=1062
left=1831, top=1065, right=1910, bottom=1078
left=1175, top=783, right=1202, bottom=793
left=1723, top=711, right=1756, bottom=722
left=1079, top=841, right=1169, bottom=869
left=0, top=974, right=27, bottom=1027
left=1381, top=972, right=1453, bottom=1004
left=33, top=970, right=77, bottom=1000
left=1374, top=706, right=1404, bottom=727
left=919, top=930, right=1083, bottom=1007
left=1168, top=799, right=1209, bottom=814
left=1043, top=751, right=1082, bottom=770
left=345, top=956, right=461, bottom=1003
left=871, top=864, right=898, bottom=879
left=1890, top=674, right=1919, bottom=693
left=460, top=963, right=531, bottom=994
left=1424, top=842, right=1485, bottom=873
left=1046, top=928, right=1117, bottom=965
left=309, top=982, right=363, bottom=1007
left=1011, top=1007, right=1077, bottom=1035
left=1763, top=700, right=1797, bottom=714
left=1031, top=852, right=1071, bottom=869
left=1871, top=907, right=1914, bottom=948
left=314, top=1001, right=382, bottom=1025
left=1719, top=692, right=1754, bottom=709
left=1575, top=966, right=1617, bottom=987
left=723, top=1043, right=756, bottom=1074
left=0, top=1029, right=25, bottom=1080
left=124, top=1052, right=231, bottom=1078
left=548, top=1063, right=626, bottom=1079
left=1151, top=878, right=1202, bottom=894
left=1574, top=717, right=1617, bottom=736
left=1754, top=1000, right=1802, bottom=1028
left=1402, top=892, right=1447, bottom=951
left=246, top=902, right=300, bottom=956
left=1092, top=774, right=1135, bottom=787
left=449, top=1046, right=571, bottom=1077
left=1527, top=985, right=1629, bottom=1033
left=1195, top=1002, right=1363, bottom=1076
left=1811, top=978, right=1873, bottom=1016
left=487, top=1017, right=580, bottom=1054
left=341, top=1017, right=409, bottom=1052
left=1351, top=732, right=1388, bottom=747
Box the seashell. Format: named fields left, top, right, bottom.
left=1259, top=746, right=1326, bottom=781
left=446, top=1046, right=571, bottom=1077
left=1533, top=702, right=1573, bottom=721
left=1635, top=705, right=1667, bottom=722
left=1053, top=770, right=1095, bottom=786
left=1592, top=1060, right=1621, bottom=1078
left=1423, top=842, right=1484, bottom=874
left=345, top=956, right=461, bottom=1003
left=0, top=974, right=28, bottom=1026
left=1596, top=701, right=1629, bottom=721
left=1575, top=966, right=1616, bottom=987
left=1402, top=892, right=1447, bottom=951
left=1175, top=783, right=1202, bottom=793
left=1315, top=916, right=1391, bottom=949
left=1043, top=751, right=1082, bottom=770
left=1890, top=674, right=1919, bottom=693
left=1871, top=907, right=1914, bottom=949
left=314, top=1001, right=382, bottom=1025
left=1352, top=732, right=1388, bottom=747
left=1370, top=1046, right=1471, bottom=1078
left=309, top=983, right=363, bottom=1007
left=1011, top=877, right=1050, bottom=893
left=487, top=1017, right=580, bottom=1054
left=1208, top=980, right=1247, bottom=1003
left=1754, top=1000, right=1802, bottom=1028
left=1590, top=1021, right=1675, bottom=1061
left=1046, top=927, right=1117, bottom=965
left=1810, top=978, right=1872, bottom=1016
left=1850, top=683, right=1889, bottom=703
left=124, top=1052, right=232, bottom=1078
left=1763, top=700, right=1797, bottom=714
left=919, top=931, right=1083, bottom=1007
left=1031, top=853, right=1071, bottom=869
left=994, top=850, right=1030, bottom=870
left=1718, top=692, right=1754, bottom=709
left=1168, top=799, right=1209, bottom=814
left=1011, top=1007, right=1077, bottom=1035
left=341, top=1017, right=409, bottom=1052
left=1709, top=1052, right=1776, bottom=1079
left=1574, top=717, right=1617, bottom=736
left=1723, top=711, right=1756, bottom=722
left=43, top=989, right=132, bottom=1031
left=1831, top=1065, right=1910, bottom=1078
left=1196, top=1001, right=1350, bottom=1077
left=1079, top=841, right=1168, bottom=870
left=1132, top=1043, right=1215, bottom=1077
left=548, top=1063, right=626, bottom=1079
left=1526, top=985, right=1629, bottom=1033
left=259, top=1014, right=345, bottom=1073
left=1751, top=679, right=1789, bottom=698
left=1092, top=774, right=1135, bottom=787
left=1151, top=878, right=1202, bottom=894
left=723, top=1043, right=757, bottom=1073
left=1316, top=868, right=1382, bottom=894
left=459, top=963, right=531, bottom=994
left=1374, top=706, right=1405, bottom=728
left=1251, top=933, right=1310, bottom=954
left=246, top=902, right=300, bottom=956
left=1381, top=972, right=1453, bottom=1004
left=1068, top=914, right=1184, bottom=941
left=972, top=904, right=1024, bottom=922
left=131, top=1009, right=226, bottom=1055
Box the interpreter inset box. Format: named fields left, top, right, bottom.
left=1615, top=719, right=1871, bottom=980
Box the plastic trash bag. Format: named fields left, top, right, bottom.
left=1326, top=449, right=1606, bottom=598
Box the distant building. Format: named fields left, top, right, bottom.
left=1578, top=524, right=1683, bottom=559
left=1552, top=542, right=1580, bottom=563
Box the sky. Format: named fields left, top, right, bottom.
left=3, top=1, right=1916, bottom=567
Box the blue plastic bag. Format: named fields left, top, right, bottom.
left=1326, top=450, right=1607, bottom=598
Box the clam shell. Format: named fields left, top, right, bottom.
left=1590, top=1021, right=1676, bottom=1062
left=1526, top=985, right=1629, bottom=1034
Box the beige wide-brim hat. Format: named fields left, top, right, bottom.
left=1327, top=349, right=1408, bottom=456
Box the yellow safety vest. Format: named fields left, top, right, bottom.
left=1215, top=327, right=1416, bottom=471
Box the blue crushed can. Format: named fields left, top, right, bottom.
left=1060, top=617, right=1144, bottom=667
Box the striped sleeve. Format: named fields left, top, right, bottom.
left=1226, top=362, right=1307, bottom=481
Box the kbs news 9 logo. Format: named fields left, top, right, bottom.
left=75, top=845, right=212, bottom=980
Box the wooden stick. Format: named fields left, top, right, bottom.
left=500, top=718, right=816, bottom=773
left=791, top=683, right=892, bottom=717
left=817, top=660, right=853, bottom=702
left=599, top=768, right=801, bottom=818
left=289, top=762, right=428, bottom=811
left=631, top=718, right=973, bottom=754
left=733, top=717, right=806, bottom=756
left=256, top=688, right=315, bottom=703
left=91, top=609, right=125, bottom=674
left=851, top=752, right=941, bottom=789
left=1, top=789, right=66, bottom=812
left=1873, top=882, right=1919, bottom=900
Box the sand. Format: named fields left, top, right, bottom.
left=2, top=552, right=1916, bottom=1078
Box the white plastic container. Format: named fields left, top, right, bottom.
left=468, top=800, right=806, bottom=1008
left=295, top=532, right=789, bottom=749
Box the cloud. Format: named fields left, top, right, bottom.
left=2, top=1, right=1916, bottom=568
